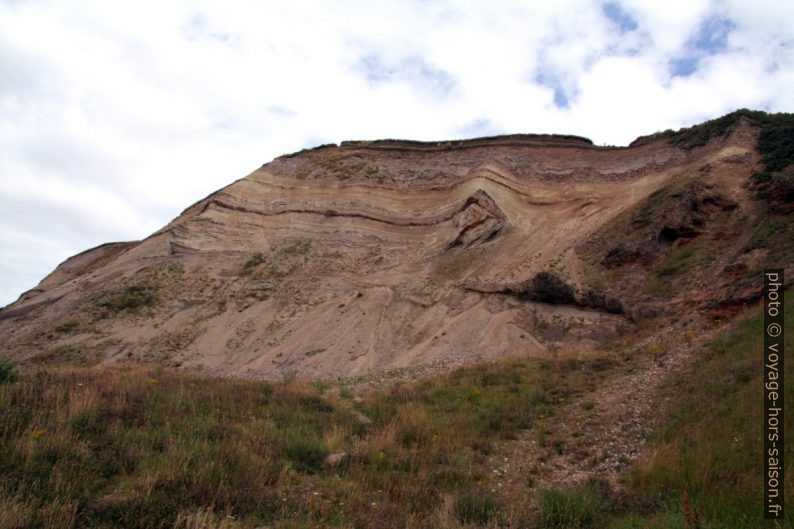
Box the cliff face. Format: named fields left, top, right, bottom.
left=1, top=117, right=790, bottom=380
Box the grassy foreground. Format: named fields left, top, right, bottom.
left=1, top=294, right=790, bottom=528
left=623, top=290, right=793, bottom=528
left=0, top=351, right=606, bottom=529
left=542, top=291, right=793, bottom=529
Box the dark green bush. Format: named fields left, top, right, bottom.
left=99, top=285, right=156, bottom=312
left=282, top=432, right=328, bottom=474
left=758, top=119, right=794, bottom=174
left=0, top=358, right=16, bottom=383
left=55, top=321, right=78, bottom=333
left=241, top=252, right=265, bottom=274
left=667, top=110, right=794, bottom=177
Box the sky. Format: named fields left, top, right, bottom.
left=1, top=0, right=793, bottom=307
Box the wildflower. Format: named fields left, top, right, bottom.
left=32, top=428, right=46, bottom=438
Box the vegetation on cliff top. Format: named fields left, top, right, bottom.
left=632, top=109, right=794, bottom=179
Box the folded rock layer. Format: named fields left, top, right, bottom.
left=1, top=116, right=787, bottom=380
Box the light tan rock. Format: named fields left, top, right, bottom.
left=0, top=123, right=767, bottom=380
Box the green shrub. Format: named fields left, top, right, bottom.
left=757, top=118, right=794, bottom=174
left=637, top=110, right=794, bottom=182
left=55, top=321, right=78, bottom=333
left=281, top=241, right=311, bottom=256
left=0, top=358, right=16, bottom=383
left=99, top=285, right=156, bottom=312
left=282, top=432, right=328, bottom=474
left=240, top=252, right=265, bottom=275
left=668, top=111, right=747, bottom=150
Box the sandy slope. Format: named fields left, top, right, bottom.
left=0, top=124, right=764, bottom=379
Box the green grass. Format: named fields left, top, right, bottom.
left=3, top=292, right=791, bottom=527
left=538, top=293, right=792, bottom=529
left=744, top=214, right=794, bottom=275
left=631, top=176, right=694, bottom=230
left=653, top=243, right=698, bottom=278
left=668, top=110, right=754, bottom=150
left=624, top=291, right=793, bottom=528
left=27, top=345, right=101, bottom=367
left=633, top=109, right=794, bottom=210
left=607, top=509, right=693, bottom=529
left=0, top=354, right=608, bottom=528
left=577, top=175, right=720, bottom=298
left=98, top=285, right=157, bottom=312
left=541, top=484, right=606, bottom=528
left=638, top=109, right=794, bottom=162
left=667, top=109, right=794, bottom=207
left=538, top=481, right=722, bottom=529
left=454, top=491, right=500, bottom=525
left=747, top=215, right=791, bottom=250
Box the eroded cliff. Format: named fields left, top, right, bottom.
left=2, top=112, right=791, bottom=379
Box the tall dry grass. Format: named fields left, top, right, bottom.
left=0, top=354, right=606, bottom=528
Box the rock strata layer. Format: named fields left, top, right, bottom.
left=0, top=121, right=784, bottom=380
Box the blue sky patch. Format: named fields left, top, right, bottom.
left=669, top=56, right=699, bottom=77
left=535, top=68, right=570, bottom=108
left=692, top=15, right=735, bottom=53
left=670, top=15, right=735, bottom=78
left=602, top=2, right=638, bottom=33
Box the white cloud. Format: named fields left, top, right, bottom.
left=0, top=0, right=792, bottom=305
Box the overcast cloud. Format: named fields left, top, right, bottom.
left=1, top=0, right=793, bottom=306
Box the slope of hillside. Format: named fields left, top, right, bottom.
left=0, top=293, right=789, bottom=528
left=1, top=110, right=791, bottom=380
left=1, top=110, right=793, bottom=529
